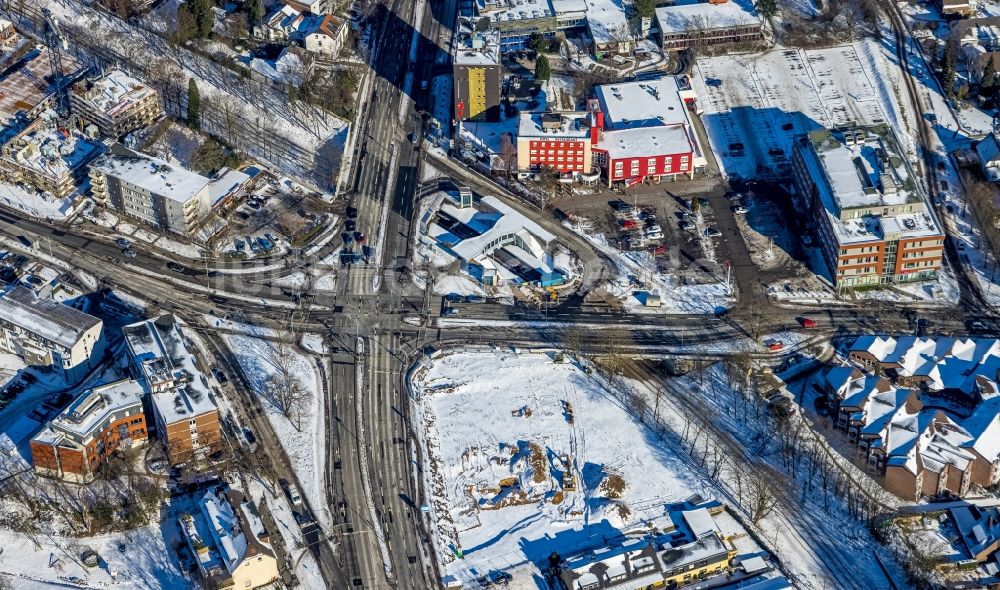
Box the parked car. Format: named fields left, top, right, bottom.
left=731, top=206, right=748, bottom=214
left=346, top=219, right=357, bottom=232
left=703, top=227, right=721, bottom=238
left=680, top=220, right=696, bottom=231
left=765, top=339, right=784, bottom=351
left=115, top=237, right=130, bottom=248
left=167, top=262, right=185, bottom=273
left=445, top=293, right=464, bottom=302
left=122, top=249, right=137, bottom=258
left=287, top=484, right=304, bottom=510
left=346, top=206, right=358, bottom=219
left=355, top=232, right=366, bottom=244
left=645, top=230, right=663, bottom=240
left=799, top=317, right=817, bottom=329
left=243, top=427, right=257, bottom=446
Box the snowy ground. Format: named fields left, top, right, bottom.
left=224, top=335, right=327, bottom=528
left=0, top=523, right=189, bottom=589
left=411, top=350, right=709, bottom=586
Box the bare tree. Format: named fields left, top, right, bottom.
left=748, top=472, right=780, bottom=524
left=598, top=328, right=629, bottom=375
left=499, top=133, right=517, bottom=180
left=268, top=343, right=312, bottom=430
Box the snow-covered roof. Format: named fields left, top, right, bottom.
left=681, top=508, right=717, bottom=539
left=518, top=111, right=591, bottom=139
left=207, top=168, right=252, bottom=206
left=123, top=315, right=217, bottom=425
left=188, top=487, right=275, bottom=577
left=977, top=132, right=1000, bottom=168
left=4, top=123, right=104, bottom=178
left=0, top=284, right=101, bottom=348
left=448, top=195, right=556, bottom=262
left=33, top=379, right=144, bottom=445
left=799, top=127, right=942, bottom=245
left=659, top=532, right=729, bottom=573
left=655, top=0, right=760, bottom=35
left=597, top=125, right=693, bottom=160
left=595, top=77, right=690, bottom=130
left=90, top=144, right=210, bottom=205
left=71, top=69, right=157, bottom=119
left=551, top=0, right=588, bottom=13
left=455, top=19, right=500, bottom=66
left=585, top=0, right=629, bottom=46
left=479, top=0, right=554, bottom=21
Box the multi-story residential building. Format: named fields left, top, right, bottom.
left=302, top=15, right=348, bottom=58
left=179, top=486, right=279, bottom=590
left=0, top=118, right=104, bottom=199
left=0, top=284, right=104, bottom=382
left=70, top=70, right=163, bottom=139
left=516, top=111, right=595, bottom=177
left=590, top=77, right=708, bottom=187
left=477, top=0, right=558, bottom=51
left=815, top=336, right=1000, bottom=500
left=453, top=20, right=502, bottom=122
left=89, top=144, right=212, bottom=236
left=30, top=380, right=147, bottom=482
left=655, top=0, right=763, bottom=51
left=123, top=315, right=222, bottom=464
left=791, top=126, right=945, bottom=289
left=586, top=0, right=633, bottom=56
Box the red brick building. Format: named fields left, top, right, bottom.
left=30, top=380, right=147, bottom=483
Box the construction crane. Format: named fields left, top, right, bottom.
left=41, top=7, right=70, bottom=118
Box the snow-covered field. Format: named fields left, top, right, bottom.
left=0, top=523, right=189, bottom=589
left=411, top=350, right=708, bottom=585
left=224, top=335, right=327, bottom=528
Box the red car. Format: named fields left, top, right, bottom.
left=622, top=220, right=638, bottom=230
left=800, top=317, right=817, bottom=329
left=766, top=340, right=784, bottom=351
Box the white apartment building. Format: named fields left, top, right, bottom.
left=0, top=284, right=104, bottom=382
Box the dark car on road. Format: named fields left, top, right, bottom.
left=167, top=262, right=185, bottom=273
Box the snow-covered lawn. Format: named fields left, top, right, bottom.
left=224, top=335, right=327, bottom=528
left=411, top=350, right=710, bottom=585
left=0, top=523, right=188, bottom=590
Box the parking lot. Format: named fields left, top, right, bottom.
left=551, top=183, right=728, bottom=284
left=213, top=178, right=336, bottom=258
